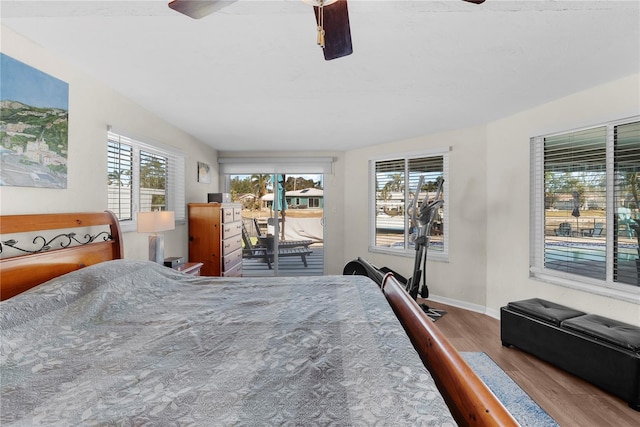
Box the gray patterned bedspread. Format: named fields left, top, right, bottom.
left=1, top=259, right=455, bottom=426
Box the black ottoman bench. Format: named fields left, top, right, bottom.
left=501, top=298, right=640, bottom=411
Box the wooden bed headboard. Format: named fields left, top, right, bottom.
left=0, top=211, right=123, bottom=300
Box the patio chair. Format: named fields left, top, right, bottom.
left=581, top=222, right=604, bottom=237
left=253, top=218, right=313, bottom=249
left=617, top=207, right=637, bottom=238
left=554, top=222, right=572, bottom=237
left=241, top=223, right=312, bottom=269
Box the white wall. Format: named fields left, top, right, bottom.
left=344, top=73, right=640, bottom=325
left=0, top=26, right=219, bottom=261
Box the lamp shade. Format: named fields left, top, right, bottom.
left=137, top=211, right=175, bottom=233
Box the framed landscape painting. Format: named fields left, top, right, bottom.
left=0, top=53, right=69, bottom=188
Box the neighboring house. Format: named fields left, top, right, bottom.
left=262, top=188, right=324, bottom=209
left=286, top=188, right=324, bottom=209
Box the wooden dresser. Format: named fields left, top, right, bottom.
left=188, top=203, right=243, bottom=277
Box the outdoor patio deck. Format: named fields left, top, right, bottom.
left=241, top=244, right=324, bottom=277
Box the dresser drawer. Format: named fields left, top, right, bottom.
left=232, top=207, right=242, bottom=221
left=222, top=235, right=242, bottom=256
left=221, top=221, right=242, bottom=238
left=222, top=261, right=242, bottom=277
left=221, top=207, right=235, bottom=223
left=222, top=248, right=242, bottom=272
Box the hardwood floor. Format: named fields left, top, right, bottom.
left=422, top=300, right=639, bottom=427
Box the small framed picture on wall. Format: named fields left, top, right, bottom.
left=197, top=161, right=211, bottom=184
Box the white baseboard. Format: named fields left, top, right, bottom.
left=484, top=307, right=501, bottom=320
left=428, top=294, right=500, bottom=320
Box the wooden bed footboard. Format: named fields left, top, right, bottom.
left=0, top=211, right=123, bottom=300
left=381, top=273, right=518, bottom=427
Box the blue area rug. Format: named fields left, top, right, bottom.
left=461, top=352, right=559, bottom=427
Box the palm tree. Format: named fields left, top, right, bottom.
left=387, top=173, right=403, bottom=192
left=251, top=174, right=270, bottom=210
left=108, top=169, right=130, bottom=186
left=621, top=171, right=640, bottom=212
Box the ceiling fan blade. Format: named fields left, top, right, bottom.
left=314, top=1, right=353, bottom=61
left=462, top=0, right=486, bottom=4
left=168, top=0, right=236, bottom=19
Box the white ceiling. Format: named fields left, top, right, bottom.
left=2, top=0, right=639, bottom=152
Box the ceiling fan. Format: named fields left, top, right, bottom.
left=168, top=0, right=485, bottom=61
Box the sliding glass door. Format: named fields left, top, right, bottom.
left=225, top=172, right=324, bottom=277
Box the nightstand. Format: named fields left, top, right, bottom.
left=173, top=262, right=204, bottom=276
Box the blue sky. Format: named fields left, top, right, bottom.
left=0, top=53, right=68, bottom=110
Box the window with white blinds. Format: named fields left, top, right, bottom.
left=370, top=150, right=448, bottom=258
left=530, top=117, right=640, bottom=297
left=107, top=131, right=186, bottom=232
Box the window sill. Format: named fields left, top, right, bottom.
left=530, top=268, right=640, bottom=305
left=120, top=219, right=184, bottom=233
left=120, top=222, right=137, bottom=233
left=368, top=246, right=449, bottom=263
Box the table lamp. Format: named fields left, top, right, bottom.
left=137, top=211, right=175, bottom=263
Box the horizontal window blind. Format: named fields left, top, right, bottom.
left=543, top=127, right=607, bottom=280
left=375, top=158, right=407, bottom=248
left=408, top=156, right=445, bottom=252
left=544, top=127, right=607, bottom=173
left=139, top=150, right=168, bottom=212
left=408, top=156, right=444, bottom=194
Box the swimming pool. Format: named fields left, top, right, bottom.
left=545, top=241, right=639, bottom=285
left=546, top=241, right=638, bottom=261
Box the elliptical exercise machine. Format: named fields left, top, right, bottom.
left=342, top=176, right=445, bottom=320
left=405, top=176, right=444, bottom=316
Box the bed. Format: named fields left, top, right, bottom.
left=0, top=211, right=517, bottom=426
